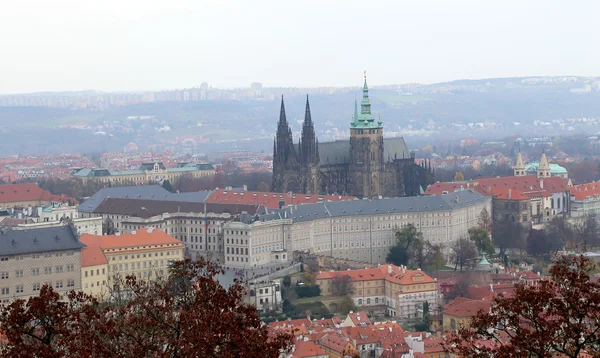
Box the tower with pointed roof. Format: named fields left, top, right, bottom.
left=513, top=150, right=525, bottom=176
left=272, top=72, right=434, bottom=198
left=349, top=72, right=385, bottom=198
left=537, top=151, right=551, bottom=178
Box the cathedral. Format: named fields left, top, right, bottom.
left=272, top=73, right=434, bottom=199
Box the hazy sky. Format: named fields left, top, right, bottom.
left=0, top=0, right=597, bottom=94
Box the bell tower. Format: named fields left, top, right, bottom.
left=513, top=150, right=525, bottom=176
left=349, top=72, right=384, bottom=198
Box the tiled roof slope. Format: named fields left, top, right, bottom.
left=425, top=175, right=569, bottom=198
left=0, top=183, right=69, bottom=204
left=205, top=190, right=355, bottom=210
left=93, top=198, right=266, bottom=218
left=0, top=226, right=84, bottom=256
left=81, top=228, right=182, bottom=250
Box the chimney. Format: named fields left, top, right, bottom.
left=131, top=230, right=136, bottom=235
left=489, top=284, right=493, bottom=292
left=243, top=184, right=248, bottom=191
left=508, top=188, right=512, bottom=199
left=540, top=179, right=544, bottom=189
left=387, top=266, right=392, bottom=274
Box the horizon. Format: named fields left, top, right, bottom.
left=0, top=74, right=597, bottom=96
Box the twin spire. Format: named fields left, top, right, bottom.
left=275, top=94, right=318, bottom=165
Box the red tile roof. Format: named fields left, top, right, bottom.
left=80, top=228, right=182, bottom=251
left=443, top=297, right=492, bottom=317
left=467, top=284, right=516, bottom=300
left=205, top=190, right=355, bottom=210
left=316, top=264, right=436, bottom=288
left=571, top=182, right=600, bottom=201
left=425, top=175, right=569, bottom=198
left=0, top=183, right=52, bottom=204
left=80, top=235, right=109, bottom=267
left=290, top=340, right=328, bottom=358
left=346, top=311, right=372, bottom=327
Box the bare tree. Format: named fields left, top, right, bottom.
left=572, top=214, right=600, bottom=250
left=451, top=238, right=478, bottom=272
left=331, top=273, right=355, bottom=297
left=103, top=217, right=116, bottom=235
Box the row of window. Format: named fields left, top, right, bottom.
left=110, top=250, right=177, bottom=261
left=0, top=252, right=76, bottom=261
left=111, top=260, right=169, bottom=272
left=27, top=265, right=75, bottom=277
left=1, top=280, right=75, bottom=295
left=226, top=247, right=249, bottom=255
left=227, top=256, right=249, bottom=263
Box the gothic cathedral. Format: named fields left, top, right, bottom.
left=272, top=73, right=433, bottom=198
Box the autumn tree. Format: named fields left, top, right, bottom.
left=453, top=171, right=465, bottom=181
left=450, top=238, right=478, bottom=272
left=493, top=217, right=525, bottom=256
left=161, top=179, right=174, bottom=193
left=526, top=228, right=562, bottom=257
left=546, top=215, right=574, bottom=248
left=330, top=273, right=355, bottom=297
left=477, top=207, right=493, bottom=233
left=386, top=224, right=436, bottom=268
left=468, top=227, right=494, bottom=255
left=446, top=255, right=600, bottom=358
left=0, top=259, right=294, bottom=357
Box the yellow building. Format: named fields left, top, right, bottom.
left=80, top=228, right=184, bottom=299
left=72, top=162, right=215, bottom=185
left=316, top=264, right=441, bottom=319
left=442, top=297, right=491, bottom=331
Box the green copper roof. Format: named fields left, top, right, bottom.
left=350, top=72, right=383, bottom=129
left=525, top=163, right=568, bottom=174
left=479, top=253, right=491, bottom=266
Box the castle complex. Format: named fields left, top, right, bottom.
left=272, top=73, right=434, bottom=199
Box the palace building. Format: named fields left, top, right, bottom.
left=72, top=162, right=215, bottom=185
left=272, top=73, right=434, bottom=199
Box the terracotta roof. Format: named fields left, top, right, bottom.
left=80, top=235, right=108, bottom=267
left=290, top=340, right=327, bottom=358
left=571, top=182, right=600, bottom=201
left=318, top=331, right=352, bottom=353
left=347, top=311, right=372, bottom=327
left=444, top=297, right=492, bottom=317
left=425, top=175, right=569, bottom=198
left=0, top=183, right=52, bottom=204
left=317, top=264, right=436, bottom=287
left=268, top=318, right=312, bottom=332
left=205, top=189, right=355, bottom=210
left=467, top=284, right=516, bottom=300
left=80, top=228, right=182, bottom=251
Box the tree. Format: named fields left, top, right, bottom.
left=430, top=247, right=446, bottom=271
left=572, top=214, right=600, bottom=250
left=453, top=171, right=465, bottom=181
left=526, top=228, right=562, bottom=257
left=302, top=270, right=316, bottom=285
left=387, top=224, right=427, bottom=268
left=161, top=179, right=174, bottom=193
left=468, top=227, right=494, bottom=255
left=103, top=217, right=116, bottom=235
left=493, top=218, right=525, bottom=256
left=330, top=273, right=355, bottom=297
left=282, top=275, right=292, bottom=288
left=477, top=207, right=493, bottom=233
left=0, top=259, right=294, bottom=357
left=422, top=301, right=430, bottom=320
left=450, top=238, right=478, bottom=272
left=546, top=215, right=573, bottom=248
left=446, top=255, right=600, bottom=358
left=338, top=296, right=358, bottom=315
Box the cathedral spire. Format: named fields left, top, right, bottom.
left=301, top=94, right=317, bottom=165
left=304, top=94, right=312, bottom=126
left=278, top=95, right=287, bottom=127
left=361, top=70, right=372, bottom=116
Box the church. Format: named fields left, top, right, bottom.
left=272, top=73, right=434, bottom=198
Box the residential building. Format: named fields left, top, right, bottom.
left=247, top=279, right=282, bottom=311
left=285, top=341, right=329, bottom=358
left=316, top=264, right=441, bottom=320
left=72, top=161, right=215, bottom=185
left=317, top=331, right=356, bottom=358
left=224, top=190, right=491, bottom=267
left=205, top=189, right=355, bottom=211
left=0, top=183, right=73, bottom=210
left=15, top=217, right=103, bottom=235
left=80, top=228, right=184, bottom=296
left=341, top=311, right=372, bottom=327
left=0, top=226, right=84, bottom=302
left=80, top=236, right=109, bottom=299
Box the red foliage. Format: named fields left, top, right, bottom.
left=0, top=259, right=293, bottom=357
left=445, top=255, right=600, bottom=358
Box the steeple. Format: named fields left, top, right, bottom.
left=301, top=95, right=318, bottom=165
left=513, top=150, right=525, bottom=176
left=274, top=95, right=296, bottom=164
left=537, top=150, right=551, bottom=178
left=278, top=95, right=288, bottom=127
left=350, top=71, right=381, bottom=129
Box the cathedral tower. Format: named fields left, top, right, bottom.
left=537, top=150, right=551, bottom=178
left=513, top=150, right=525, bottom=176
left=349, top=72, right=385, bottom=198
left=300, top=95, right=320, bottom=194
left=272, top=96, right=300, bottom=192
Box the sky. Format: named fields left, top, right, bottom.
left=0, top=0, right=597, bottom=94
